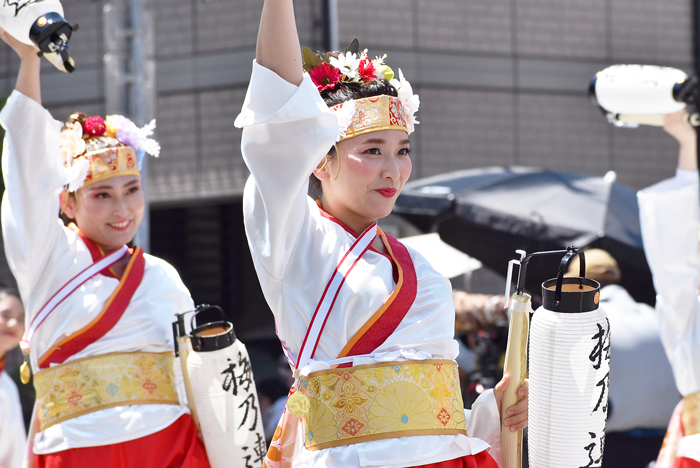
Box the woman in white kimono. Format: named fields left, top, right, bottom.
left=638, top=110, right=700, bottom=468
left=0, top=288, right=26, bottom=468
left=235, top=1, right=528, bottom=467
left=0, top=29, right=210, bottom=468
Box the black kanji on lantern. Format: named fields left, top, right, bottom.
left=238, top=393, right=259, bottom=431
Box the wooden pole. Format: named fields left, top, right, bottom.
left=500, top=293, right=530, bottom=468
left=177, top=335, right=201, bottom=431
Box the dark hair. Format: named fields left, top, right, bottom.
left=0, top=287, right=21, bottom=302
left=63, top=112, right=123, bottom=153
left=320, top=78, right=398, bottom=107
left=308, top=79, right=399, bottom=199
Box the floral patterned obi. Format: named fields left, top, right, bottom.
left=298, top=360, right=467, bottom=450
left=34, top=352, right=180, bottom=429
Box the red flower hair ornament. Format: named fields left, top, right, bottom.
left=83, top=116, right=106, bottom=137
left=309, top=62, right=342, bottom=91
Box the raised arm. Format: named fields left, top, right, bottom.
left=0, top=27, right=41, bottom=103
left=256, top=0, right=303, bottom=86
left=637, top=110, right=700, bottom=395
left=0, top=30, right=66, bottom=298
left=236, top=1, right=338, bottom=279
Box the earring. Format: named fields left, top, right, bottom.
left=316, top=155, right=330, bottom=175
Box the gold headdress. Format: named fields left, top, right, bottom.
left=60, top=114, right=160, bottom=191
left=303, top=40, right=420, bottom=142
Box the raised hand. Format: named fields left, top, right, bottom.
left=0, top=25, right=41, bottom=103
left=0, top=25, right=38, bottom=61
left=663, top=110, right=698, bottom=171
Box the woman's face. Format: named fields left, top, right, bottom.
left=0, top=294, right=23, bottom=356
left=317, top=129, right=412, bottom=233
left=61, top=175, right=144, bottom=252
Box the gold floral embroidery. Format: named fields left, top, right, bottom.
left=34, top=352, right=179, bottom=429
left=682, top=391, right=700, bottom=436
left=368, top=381, right=433, bottom=432
left=298, top=360, right=466, bottom=450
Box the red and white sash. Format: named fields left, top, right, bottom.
left=265, top=225, right=418, bottom=468
left=21, top=234, right=147, bottom=369
left=20, top=244, right=128, bottom=354
left=294, top=222, right=378, bottom=370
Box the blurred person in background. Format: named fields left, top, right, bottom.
left=259, top=353, right=295, bottom=443
left=0, top=287, right=26, bottom=468
left=453, top=291, right=507, bottom=407
left=637, top=110, right=700, bottom=468
left=565, top=250, right=680, bottom=468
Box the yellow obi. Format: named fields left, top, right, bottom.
left=682, top=391, right=700, bottom=436
left=34, top=352, right=180, bottom=429
left=298, top=360, right=467, bottom=450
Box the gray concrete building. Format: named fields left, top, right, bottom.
left=0, top=0, right=694, bottom=343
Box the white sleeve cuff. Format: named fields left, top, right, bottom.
left=467, top=389, right=502, bottom=465
left=235, top=60, right=335, bottom=131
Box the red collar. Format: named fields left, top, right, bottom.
left=68, top=223, right=131, bottom=279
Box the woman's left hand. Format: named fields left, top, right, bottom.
left=494, top=374, right=529, bottom=432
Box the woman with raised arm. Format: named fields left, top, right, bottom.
left=638, top=111, right=700, bottom=468
left=0, top=29, right=210, bottom=468
left=235, top=1, right=528, bottom=467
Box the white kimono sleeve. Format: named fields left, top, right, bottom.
left=235, top=61, right=339, bottom=279
left=0, top=372, right=26, bottom=468
left=638, top=169, right=700, bottom=396
left=0, top=91, right=66, bottom=297
left=466, top=389, right=502, bottom=465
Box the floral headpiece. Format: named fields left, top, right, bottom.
left=303, top=39, right=420, bottom=140
left=59, top=114, right=160, bottom=192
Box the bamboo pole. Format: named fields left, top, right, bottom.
left=500, top=293, right=530, bottom=468
left=177, top=335, right=201, bottom=430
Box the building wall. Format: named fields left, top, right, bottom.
left=0, top=0, right=693, bottom=307
left=0, top=0, right=691, bottom=201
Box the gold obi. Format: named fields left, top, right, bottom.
left=682, top=391, right=700, bottom=436
left=34, top=352, right=180, bottom=429
left=297, top=360, right=467, bottom=450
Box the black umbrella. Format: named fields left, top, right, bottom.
left=394, top=166, right=655, bottom=305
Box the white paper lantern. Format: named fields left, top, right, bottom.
left=0, top=0, right=64, bottom=44
left=592, top=64, right=688, bottom=115
left=528, top=277, right=610, bottom=468
left=186, top=321, right=266, bottom=468
left=0, top=0, right=76, bottom=72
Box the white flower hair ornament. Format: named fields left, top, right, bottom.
left=334, top=100, right=356, bottom=141
left=66, top=158, right=91, bottom=192
left=390, top=69, right=420, bottom=134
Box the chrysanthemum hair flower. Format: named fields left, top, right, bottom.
left=309, top=62, right=343, bottom=91
left=390, top=69, right=420, bottom=134
left=66, top=157, right=90, bottom=192
left=334, top=100, right=356, bottom=141
left=357, top=56, right=377, bottom=82
left=329, top=51, right=361, bottom=82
